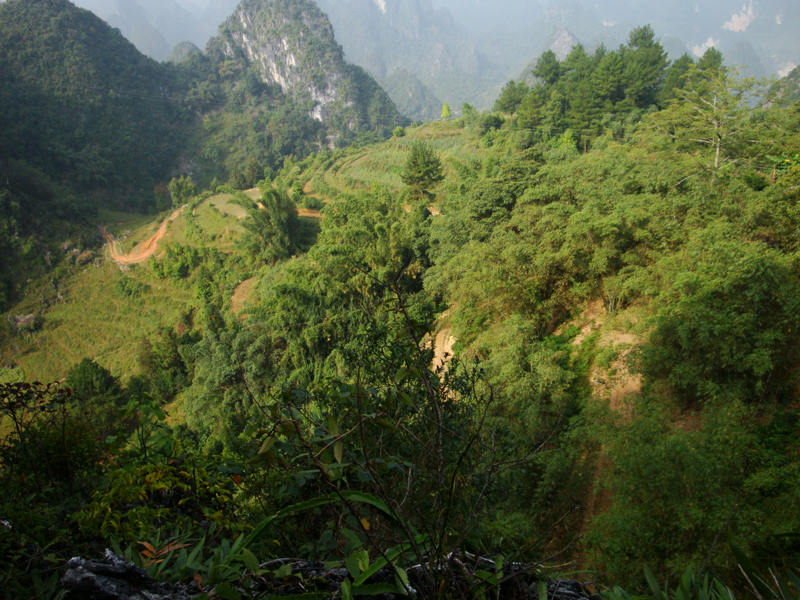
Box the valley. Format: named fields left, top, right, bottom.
left=0, top=1, right=799, bottom=599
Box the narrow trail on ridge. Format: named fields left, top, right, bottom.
left=103, top=207, right=184, bottom=265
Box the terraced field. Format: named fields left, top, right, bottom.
left=1, top=191, right=259, bottom=382
left=1, top=121, right=484, bottom=384
left=300, top=121, right=488, bottom=205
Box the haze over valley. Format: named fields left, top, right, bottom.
left=1, top=0, right=800, bottom=598
left=70, top=0, right=800, bottom=119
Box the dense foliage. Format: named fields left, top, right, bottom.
left=2, top=9, right=800, bottom=600
left=0, top=0, right=183, bottom=193
left=0, top=0, right=405, bottom=313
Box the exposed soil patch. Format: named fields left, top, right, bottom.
left=425, top=310, right=457, bottom=372
left=104, top=208, right=183, bottom=265
left=403, top=204, right=442, bottom=216
left=558, top=298, right=643, bottom=571
left=432, top=327, right=456, bottom=371
left=567, top=299, right=606, bottom=346
left=232, top=277, right=257, bottom=316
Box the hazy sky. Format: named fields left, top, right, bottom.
left=64, top=0, right=798, bottom=78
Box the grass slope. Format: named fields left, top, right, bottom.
left=1, top=192, right=256, bottom=383
left=4, top=122, right=490, bottom=385
left=302, top=121, right=486, bottom=201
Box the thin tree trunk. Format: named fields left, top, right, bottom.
left=714, top=94, right=721, bottom=170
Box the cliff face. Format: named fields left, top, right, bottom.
left=209, top=0, right=405, bottom=132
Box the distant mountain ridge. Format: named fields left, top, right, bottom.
left=0, top=0, right=404, bottom=199
left=66, top=0, right=799, bottom=119
left=318, top=0, right=798, bottom=114
left=314, top=0, right=506, bottom=117
left=452, top=0, right=798, bottom=79
left=208, top=0, right=405, bottom=131
left=70, top=0, right=240, bottom=60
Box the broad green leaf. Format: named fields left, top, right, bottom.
left=214, top=583, right=242, bottom=600
left=538, top=580, right=548, bottom=600
left=242, top=548, right=260, bottom=573
left=355, top=549, right=370, bottom=571
left=776, top=574, right=795, bottom=600
left=787, top=571, right=800, bottom=596
left=394, top=367, right=408, bottom=384
left=374, top=418, right=397, bottom=431
left=280, top=421, right=297, bottom=435
left=474, top=570, right=496, bottom=584
left=334, top=441, right=344, bottom=464
left=345, top=555, right=361, bottom=578
left=259, top=436, right=276, bottom=455
left=643, top=565, right=664, bottom=600
left=352, top=535, right=428, bottom=586
left=339, top=490, right=398, bottom=523
left=341, top=579, right=353, bottom=600
left=186, top=537, right=206, bottom=570
left=328, top=414, right=340, bottom=436
left=277, top=564, right=293, bottom=578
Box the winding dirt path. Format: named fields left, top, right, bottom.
left=103, top=207, right=184, bottom=265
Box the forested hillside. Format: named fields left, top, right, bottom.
left=0, top=0, right=182, bottom=193
left=0, top=0, right=186, bottom=311
left=1, top=5, right=800, bottom=600
left=0, top=0, right=404, bottom=312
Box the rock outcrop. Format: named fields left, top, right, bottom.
left=59, top=550, right=603, bottom=600
left=208, top=0, right=406, bottom=133
left=61, top=550, right=194, bottom=600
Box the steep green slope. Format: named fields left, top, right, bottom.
left=0, top=0, right=187, bottom=310
left=383, top=68, right=443, bottom=121
left=207, top=0, right=406, bottom=137
left=0, top=0, right=408, bottom=311
left=0, top=0, right=183, bottom=194
left=775, top=64, right=800, bottom=105
left=1, top=190, right=255, bottom=382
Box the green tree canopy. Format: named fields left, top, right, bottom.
left=650, top=65, right=777, bottom=169
left=167, top=176, right=197, bottom=207
left=66, top=358, right=124, bottom=403
left=622, top=25, right=669, bottom=108
left=401, top=141, right=445, bottom=198
left=237, top=188, right=299, bottom=264
left=533, top=50, right=561, bottom=86
left=494, top=80, right=529, bottom=114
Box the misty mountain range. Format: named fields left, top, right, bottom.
left=68, top=0, right=800, bottom=119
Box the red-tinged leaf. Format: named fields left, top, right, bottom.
left=139, top=541, right=156, bottom=555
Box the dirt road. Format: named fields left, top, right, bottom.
left=103, top=207, right=183, bottom=265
